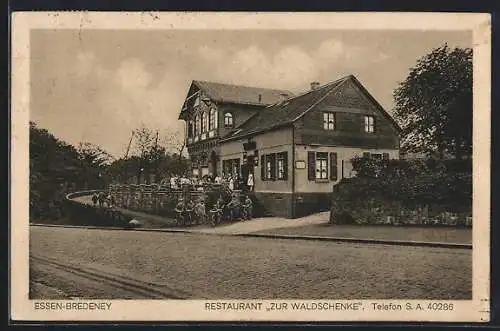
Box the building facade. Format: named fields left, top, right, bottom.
left=179, top=75, right=401, bottom=218
left=178, top=80, right=293, bottom=177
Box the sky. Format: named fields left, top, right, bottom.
left=30, top=29, right=471, bottom=158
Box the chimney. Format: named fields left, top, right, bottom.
left=310, top=81, right=320, bottom=91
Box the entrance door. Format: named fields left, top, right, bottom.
left=209, top=151, right=217, bottom=176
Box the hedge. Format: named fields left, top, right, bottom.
left=330, top=158, right=472, bottom=226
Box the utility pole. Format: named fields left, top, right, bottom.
left=153, top=130, right=159, bottom=183
left=123, top=130, right=134, bottom=183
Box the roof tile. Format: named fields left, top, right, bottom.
left=194, top=80, right=293, bottom=106
left=222, top=76, right=349, bottom=141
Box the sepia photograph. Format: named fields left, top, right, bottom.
left=10, top=12, right=490, bottom=322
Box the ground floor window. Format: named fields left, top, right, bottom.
left=307, top=151, right=338, bottom=181
left=363, top=152, right=390, bottom=160
left=315, top=152, right=329, bottom=179
left=222, top=158, right=241, bottom=176
left=261, top=151, right=288, bottom=181
left=277, top=152, right=287, bottom=179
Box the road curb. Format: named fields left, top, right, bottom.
left=236, top=233, right=472, bottom=249
left=29, top=223, right=194, bottom=234
left=30, top=223, right=471, bottom=249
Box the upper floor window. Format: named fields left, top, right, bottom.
left=195, top=114, right=201, bottom=136
left=187, top=121, right=193, bottom=138
left=323, top=112, right=335, bottom=130
left=364, top=115, right=375, bottom=133
left=224, top=112, right=234, bottom=128
left=209, top=108, right=217, bottom=130
left=202, top=111, right=208, bottom=133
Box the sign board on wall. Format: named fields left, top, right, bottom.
left=243, top=141, right=256, bottom=151
left=295, top=161, right=306, bottom=169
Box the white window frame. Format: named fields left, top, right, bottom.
left=202, top=111, right=208, bottom=133
left=209, top=108, right=217, bottom=130
left=323, top=112, right=335, bottom=130
left=364, top=115, right=375, bottom=133
left=315, top=152, right=329, bottom=180
left=195, top=114, right=201, bottom=136
left=224, top=112, right=234, bottom=128
left=265, top=157, right=272, bottom=180
left=277, top=153, right=285, bottom=180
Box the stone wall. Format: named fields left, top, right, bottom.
left=330, top=199, right=473, bottom=227
left=109, top=184, right=241, bottom=219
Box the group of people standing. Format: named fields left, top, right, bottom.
left=161, top=171, right=254, bottom=193
left=219, top=172, right=254, bottom=192
left=91, top=191, right=115, bottom=208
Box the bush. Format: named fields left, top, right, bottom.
left=330, top=158, right=472, bottom=226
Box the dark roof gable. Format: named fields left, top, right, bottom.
left=179, top=80, right=293, bottom=120
left=220, top=76, right=349, bottom=141
left=221, top=75, right=401, bottom=142
left=194, top=80, right=293, bottom=106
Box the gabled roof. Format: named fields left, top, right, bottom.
left=348, top=75, right=402, bottom=135
left=193, top=80, right=293, bottom=106
left=221, top=75, right=402, bottom=142
left=221, top=76, right=350, bottom=142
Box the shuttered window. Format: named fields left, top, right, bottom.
left=363, top=152, right=370, bottom=158
left=330, top=152, right=338, bottom=181
left=316, top=153, right=329, bottom=179
left=269, top=154, right=276, bottom=180
left=261, top=152, right=289, bottom=181
left=382, top=153, right=389, bottom=160
left=277, top=152, right=288, bottom=180
left=282, top=152, right=288, bottom=180
left=222, top=159, right=240, bottom=176
left=307, top=152, right=315, bottom=180
left=261, top=155, right=265, bottom=180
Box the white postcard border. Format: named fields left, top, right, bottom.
left=10, top=11, right=491, bottom=322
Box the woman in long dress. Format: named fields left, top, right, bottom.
left=247, top=173, right=254, bottom=192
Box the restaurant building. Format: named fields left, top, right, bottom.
left=178, top=75, right=400, bottom=218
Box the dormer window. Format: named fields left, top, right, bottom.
left=224, top=112, right=234, bottom=128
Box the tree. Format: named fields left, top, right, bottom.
left=393, top=44, right=472, bottom=159
left=76, top=142, right=115, bottom=188
left=161, top=127, right=187, bottom=161
left=77, top=142, right=114, bottom=168
left=30, top=122, right=83, bottom=219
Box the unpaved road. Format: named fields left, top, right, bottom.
left=30, top=225, right=472, bottom=300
